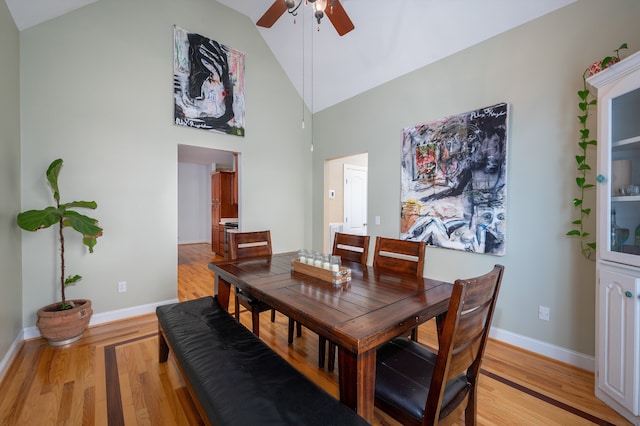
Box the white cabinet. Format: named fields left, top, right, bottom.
left=596, top=263, right=639, bottom=420
left=589, top=51, right=640, bottom=425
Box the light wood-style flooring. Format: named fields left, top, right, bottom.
left=0, top=243, right=632, bottom=425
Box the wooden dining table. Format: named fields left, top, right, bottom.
left=208, top=252, right=453, bottom=423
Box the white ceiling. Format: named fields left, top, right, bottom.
left=6, top=0, right=576, bottom=113
left=5, top=0, right=97, bottom=30
left=217, top=0, right=577, bottom=112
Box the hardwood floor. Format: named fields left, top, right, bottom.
left=0, top=243, right=631, bottom=425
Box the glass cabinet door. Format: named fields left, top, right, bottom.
left=589, top=51, right=640, bottom=266
left=599, top=76, right=640, bottom=266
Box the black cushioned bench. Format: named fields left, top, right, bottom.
left=156, top=296, right=370, bottom=426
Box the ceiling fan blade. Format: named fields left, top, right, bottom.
left=326, top=0, right=355, bottom=36
left=256, top=0, right=288, bottom=28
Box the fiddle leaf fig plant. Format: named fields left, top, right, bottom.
left=567, top=43, right=628, bottom=260
left=17, top=159, right=103, bottom=310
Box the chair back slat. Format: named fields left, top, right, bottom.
left=448, top=335, right=483, bottom=379
left=372, top=237, right=425, bottom=277
left=228, top=231, right=272, bottom=260
left=332, top=232, right=370, bottom=265
left=425, top=264, right=504, bottom=424
left=452, top=303, right=491, bottom=348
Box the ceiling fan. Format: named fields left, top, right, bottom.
left=256, top=0, right=355, bottom=36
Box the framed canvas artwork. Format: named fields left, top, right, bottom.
left=400, top=103, right=508, bottom=255
left=173, top=26, right=245, bottom=136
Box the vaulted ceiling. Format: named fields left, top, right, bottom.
left=6, top=0, right=576, bottom=112
left=218, top=0, right=577, bottom=112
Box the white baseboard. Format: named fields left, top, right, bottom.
left=21, top=298, right=179, bottom=340
left=490, top=326, right=595, bottom=371
left=3, top=303, right=594, bottom=385
left=0, top=330, right=25, bottom=383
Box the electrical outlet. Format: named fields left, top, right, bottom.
left=375, top=216, right=380, bottom=225
left=538, top=305, right=550, bottom=321
left=118, top=281, right=127, bottom=293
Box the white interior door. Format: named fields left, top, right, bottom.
left=343, top=164, right=368, bottom=235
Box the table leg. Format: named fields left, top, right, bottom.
left=216, top=276, right=231, bottom=311
left=337, top=346, right=376, bottom=423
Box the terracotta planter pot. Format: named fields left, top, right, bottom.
left=36, top=299, right=93, bottom=346
left=586, top=57, right=620, bottom=77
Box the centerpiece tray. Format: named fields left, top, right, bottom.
left=291, top=259, right=351, bottom=286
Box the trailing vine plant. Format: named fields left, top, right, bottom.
left=567, top=43, right=628, bottom=260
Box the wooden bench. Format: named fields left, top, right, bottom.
left=157, top=296, right=370, bottom=426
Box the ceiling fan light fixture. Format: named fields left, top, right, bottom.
left=285, top=0, right=301, bottom=19
left=257, top=0, right=353, bottom=36
left=312, top=0, right=327, bottom=24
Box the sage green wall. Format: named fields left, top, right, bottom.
left=0, top=0, right=22, bottom=362
left=11, top=0, right=640, bottom=362
left=19, top=0, right=312, bottom=327
left=311, top=0, right=640, bottom=356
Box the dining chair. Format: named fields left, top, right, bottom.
left=332, top=232, right=371, bottom=264
left=372, top=236, right=426, bottom=277
left=318, top=232, right=371, bottom=371
left=374, top=264, right=505, bottom=426
left=229, top=230, right=276, bottom=337
left=373, top=236, right=426, bottom=341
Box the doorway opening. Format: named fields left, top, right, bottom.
left=177, top=144, right=239, bottom=300
left=323, top=153, right=368, bottom=253
left=177, top=144, right=238, bottom=247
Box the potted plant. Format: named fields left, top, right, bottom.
left=17, top=158, right=103, bottom=345
left=567, top=43, right=627, bottom=260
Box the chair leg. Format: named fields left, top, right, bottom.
left=328, top=342, right=336, bottom=372
left=288, top=320, right=303, bottom=345
left=410, top=327, right=418, bottom=342
left=234, top=292, right=240, bottom=321
left=271, top=309, right=276, bottom=322
left=288, top=318, right=295, bottom=344
left=252, top=309, right=260, bottom=337
left=318, top=336, right=327, bottom=368
left=465, top=383, right=478, bottom=425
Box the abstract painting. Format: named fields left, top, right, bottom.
left=173, top=26, right=245, bottom=136
left=400, top=103, right=508, bottom=255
